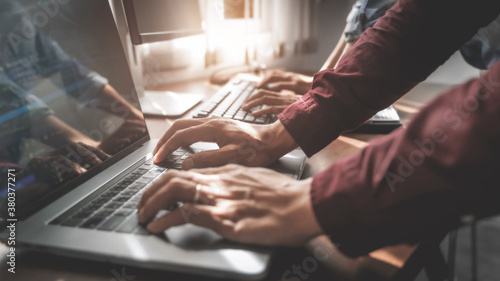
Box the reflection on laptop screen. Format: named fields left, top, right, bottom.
left=0, top=0, right=148, bottom=221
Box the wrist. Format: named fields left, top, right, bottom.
left=262, top=120, right=298, bottom=161
left=292, top=178, right=324, bottom=243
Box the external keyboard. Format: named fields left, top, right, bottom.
left=194, top=77, right=402, bottom=132
left=352, top=105, right=402, bottom=133
left=193, top=79, right=274, bottom=124
left=50, top=147, right=201, bottom=235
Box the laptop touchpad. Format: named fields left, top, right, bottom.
left=164, top=224, right=229, bottom=250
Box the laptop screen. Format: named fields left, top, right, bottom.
left=0, top=0, right=149, bottom=222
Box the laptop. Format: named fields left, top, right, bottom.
left=0, top=1, right=306, bottom=279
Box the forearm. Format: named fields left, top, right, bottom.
left=279, top=0, right=500, bottom=157
left=311, top=65, right=500, bottom=256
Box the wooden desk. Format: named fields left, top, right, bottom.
left=0, top=79, right=451, bottom=281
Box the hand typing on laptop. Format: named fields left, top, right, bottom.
left=153, top=118, right=298, bottom=169
left=137, top=165, right=323, bottom=245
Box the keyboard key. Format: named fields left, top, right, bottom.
left=100, top=191, right=117, bottom=200
left=140, top=163, right=155, bottom=170
left=116, top=215, right=140, bottom=233
left=136, top=177, right=154, bottom=184
left=80, top=216, right=105, bottom=229
left=92, top=197, right=110, bottom=204
left=196, top=111, right=209, bottom=118
left=244, top=115, right=256, bottom=122
left=114, top=209, right=134, bottom=217
left=171, top=150, right=186, bottom=157
left=113, top=183, right=129, bottom=191
left=133, top=168, right=149, bottom=175
left=122, top=202, right=137, bottom=209
left=81, top=204, right=100, bottom=213
left=98, top=215, right=127, bottom=231
left=113, top=196, right=130, bottom=203
left=73, top=210, right=94, bottom=219
left=61, top=218, right=84, bottom=227
left=94, top=209, right=114, bottom=217
left=128, top=182, right=146, bottom=190
left=105, top=201, right=123, bottom=209
left=121, top=190, right=138, bottom=197
left=171, top=162, right=183, bottom=170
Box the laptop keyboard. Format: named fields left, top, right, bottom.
left=193, top=79, right=274, bottom=124
left=51, top=147, right=201, bottom=235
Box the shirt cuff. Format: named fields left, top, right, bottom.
left=278, top=92, right=344, bottom=157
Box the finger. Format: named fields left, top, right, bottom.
left=242, top=91, right=278, bottom=110
left=138, top=176, right=199, bottom=223
left=153, top=123, right=219, bottom=164
left=190, top=163, right=242, bottom=175
left=256, top=72, right=288, bottom=88
left=147, top=204, right=235, bottom=236
left=245, top=89, right=278, bottom=103
left=252, top=106, right=287, bottom=116
left=153, top=118, right=209, bottom=155
left=242, top=96, right=286, bottom=111
left=183, top=145, right=243, bottom=170
left=78, top=142, right=111, bottom=161
left=267, top=81, right=298, bottom=92
left=138, top=169, right=200, bottom=209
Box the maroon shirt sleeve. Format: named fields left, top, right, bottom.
left=276, top=0, right=500, bottom=256
left=312, top=65, right=500, bottom=255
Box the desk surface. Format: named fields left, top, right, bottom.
left=0, top=78, right=451, bottom=281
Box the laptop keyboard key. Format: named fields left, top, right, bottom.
left=61, top=218, right=85, bottom=227
left=114, top=209, right=134, bottom=217
left=122, top=202, right=137, bottom=209
left=80, top=216, right=105, bottom=229
left=136, top=177, right=154, bottom=184
left=97, top=215, right=127, bottom=231
left=73, top=210, right=94, bottom=219
left=116, top=215, right=139, bottom=233
left=104, top=201, right=123, bottom=209
left=94, top=209, right=114, bottom=217
left=113, top=196, right=130, bottom=203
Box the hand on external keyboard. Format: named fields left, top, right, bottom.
left=241, top=89, right=301, bottom=116
left=257, top=70, right=312, bottom=95
left=152, top=118, right=298, bottom=169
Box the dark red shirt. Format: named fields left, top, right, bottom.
left=278, top=0, right=500, bottom=256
